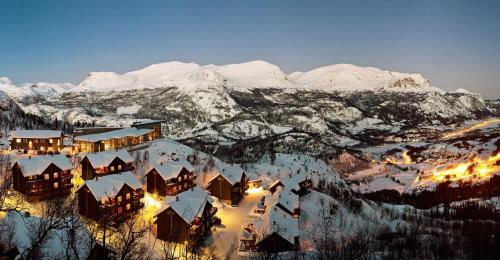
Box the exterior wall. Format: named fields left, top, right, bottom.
left=146, top=168, right=196, bottom=197
left=78, top=184, right=144, bottom=223
left=10, top=135, right=64, bottom=152
left=255, top=233, right=298, bottom=253
left=146, top=170, right=167, bottom=197
left=269, top=182, right=284, bottom=194
left=12, top=162, right=72, bottom=202
left=208, top=176, right=233, bottom=204
left=81, top=156, right=133, bottom=180
left=132, top=122, right=163, bottom=140
left=156, top=208, right=190, bottom=242
left=73, top=127, right=122, bottom=137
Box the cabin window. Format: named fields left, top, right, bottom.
left=54, top=172, right=59, bottom=178
left=16, top=139, right=21, bottom=143
left=126, top=193, right=131, bottom=200
left=101, top=198, right=108, bottom=204
left=57, top=140, right=60, bottom=145
left=184, top=183, right=188, bottom=188
left=53, top=182, right=59, bottom=189
left=44, top=174, right=50, bottom=180
left=117, top=196, right=122, bottom=203
left=28, top=176, right=35, bottom=181
left=49, top=139, right=53, bottom=144
left=178, top=176, right=182, bottom=181
left=126, top=203, right=131, bottom=211
left=184, top=174, right=187, bottom=180
left=40, top=147, right=45, bottom=151
left=118, top=165, right=122, bottom=171
left=118, top=207, right=123, bottom=214
left=110, top=166, right=115, bottom=171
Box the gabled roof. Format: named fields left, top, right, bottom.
left=84, top=149, right=133, bottom=168
left=265, top=187, right=299, bottom=215
left=9, top=130, right=63, bottom=140
left=254, top=205, right=299, bottom=245
left=14, top=154, right=72, bottom=177
left=270, top=174, right=307, bottom=192
left=155, top=186, right=212, bottom=224
left=148, top=163, right=192, bottom=181
left=208, top=163, right=245, bottom=186
left=81, top=172, right=142, bottom=201
left=74, top=127, right=152, bottom=143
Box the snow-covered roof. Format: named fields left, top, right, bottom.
left=148, top=161, right=194, bottom=181
left=9, top=130, right=63, bottom=140
left=84, top=149, right=133, bottom=168
left=81, top=172, right=142, bottom=201
left=14, top=154, right=72, bottom=177
left=208, top=162, right=245, bottom=185
left=270, top=174, right=307, bottom=192
left=155, top=186, right=212, bottom=224
left=131, top=119, right=166, bottom=125
left=74, top=127, right=152, bottom=143
left=254, top=205, right=299, bottom=245
left=265, top=187, right=299, bottom=215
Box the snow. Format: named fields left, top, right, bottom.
left=116, top=104, right=141, bottom=115
left=83, top=149, right=133, bottom=168
left=148, top=162, right=193, bottom=181
left=264, top=187, right=300, bottom=215
left=9, top=130, right=62, bottom=139
left=80, top=171, right=142, bottom=201
left=14, top=154, right=72, bottom=177
left=154, top=186, right=212, bottom=224
left=74, top=127, right=152, bottom=142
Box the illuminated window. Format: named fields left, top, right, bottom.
left=40, top=147, right=45, bottom=151
left=29, top=176, right=35, bottom=181
left=101, top=198, right=108, bottom=204
left=110, top=166, right=115, bottom=171
left=54, top=172, right=59, bottom=178
left=44, top=174, right=50, bottom=180
left=118, top=165, right=122, bottom=171
left=126, top=203, right=131, bottom=211
left=16, top=139, right=21, bottom=143
left=53, top=182, right=59, bottom=189
left=57, top=140, right=60, bottom=145
left=184, top=174, right=187, bottom=180
left=117, top=196, right=122, bottom=203
left=178, top=176, right=182, bottom=181
left=184, top=183, right=188, bottom=188
left=49, top=139, right=53, bottom=144
left=126, top=193, right=131, bottom=200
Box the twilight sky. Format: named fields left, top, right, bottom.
left=1, top=0, right=500, bottom=98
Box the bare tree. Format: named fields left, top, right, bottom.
left=0, top=154, right=26, bottom=213
left=22, top=197, right=77, bottom=260
left=112, top=213, right=151, bottom=260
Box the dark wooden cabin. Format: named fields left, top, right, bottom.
left=269, top=174, right=312, bottom=196
left=154, top=187, right=218, bottom=245
left=12, top=155, right=73, bottom=202
left=131, top=119, right=165, bottom=140
left=80, top=150, right=134, bottom=180
left=206, top=167, right=248, bottom=206
left=9, top=130, right=64, bottom=152
left=145, top=163, right=196, bottom=197
left=77, top=172, right=144, bottom=223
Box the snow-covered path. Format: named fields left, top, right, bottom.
left=211, top=188, right=266, bottom=258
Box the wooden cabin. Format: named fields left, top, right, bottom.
left=145, top=162, right=196, bottom=197
left=206, top=166, right=248, bottom=206
left=12, top=154, right=73, bottom=202
left=131, top=119, right=165, bottom=140
left=9, top=130, right=64, bottom=152
left=269, top=174, right=312, bottom=196
left=80, top=150, right=134, bottom=180
left=154, top=187, right=218, bottom=245
left=77, top=172, right=144, bottom=223
left=239, top=205, right=299, bottom=253
left=74, top=127, right=154, bottom=153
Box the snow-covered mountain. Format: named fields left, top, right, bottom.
left=0, top=77, right=74, bottom=99
left=60, top=61, right=434, bottom=94
left=1, top=60, right=498, bottom=160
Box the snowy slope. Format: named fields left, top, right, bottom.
left=289, top=63, right=432, bottom=91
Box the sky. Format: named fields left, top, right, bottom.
left=1, top=0, right=500, bottom=98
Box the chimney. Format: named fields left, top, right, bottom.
left=176, top=196, right=179, bottom=201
